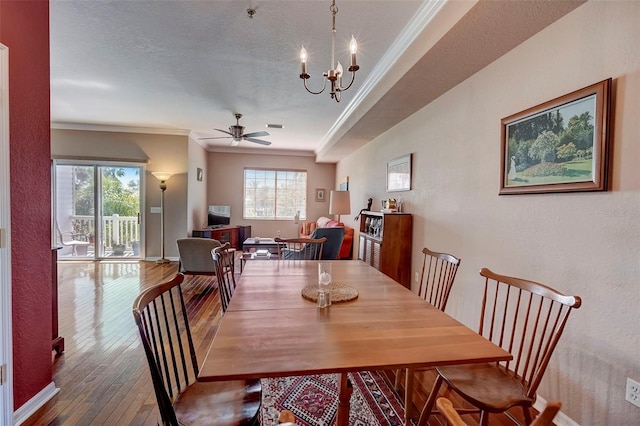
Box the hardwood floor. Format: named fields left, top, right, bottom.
left=24, top=260, right=532, bottom=426
left=24, top=261, right=221, bottom=426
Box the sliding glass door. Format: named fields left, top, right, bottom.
left=54, top=162, right=143, bottom=260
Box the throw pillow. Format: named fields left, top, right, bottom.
left=316, top=216, right=332, bottom=228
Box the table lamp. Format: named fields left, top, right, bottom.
left=329, top=190, right=351, bottom=223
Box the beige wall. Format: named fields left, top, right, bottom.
left=206, top=151, right=336, bottom=238
left=51, top=129, right=189, bottom=259
left=339, top=2, right=639, bottom=424
left=187, top=137, right=208, bottom=233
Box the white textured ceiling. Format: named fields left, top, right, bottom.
left=50, top=0, right=585, bottom=161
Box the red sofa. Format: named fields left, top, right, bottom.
left=299, top=217, right=354, bottom=259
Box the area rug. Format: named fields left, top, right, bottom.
left=260, top=371, right=406, bottom=426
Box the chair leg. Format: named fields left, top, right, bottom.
left=417, top=374, right=444, bottom=426
left=394, top=368, right=402, bottom=391
left=479, top=410, right=489, bottom=426
left=522, top=405, right=533, bottom=425
left=405, top=367, right=415, bottom=424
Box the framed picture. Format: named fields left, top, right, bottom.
left=386, top=154, right=412, bottom=192
left=339, top=176, right=349, bottom=191
left=500, top=79, right=611, bottom=195
left=196, top=167, right=203, bottom=182
left=315, top=188, right=326, bottom=202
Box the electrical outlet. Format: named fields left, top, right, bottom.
left=415, top=271, right=419, bottom=283
left=627, top=378, right=640, bottom=408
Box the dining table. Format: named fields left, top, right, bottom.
left=198, top=260, right=512, bottom=425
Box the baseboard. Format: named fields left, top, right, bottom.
left=13, top=381, right=59, bottom=425
left=534, top=395, right=579, bottom=426
left=144, top=256, right=179, bottom=262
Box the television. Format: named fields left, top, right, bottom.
left=208, top=205, right=231, bottom=228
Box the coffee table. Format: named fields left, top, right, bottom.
left=242, top=237, right=279, bottom=254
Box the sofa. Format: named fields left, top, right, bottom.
left=299, top=216, right=354, bottom=259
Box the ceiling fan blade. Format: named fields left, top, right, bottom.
left=214, top=128, right=234, bottom=136
left=245, top=137, right=272, bottom=146
left=198, top=136, right=232, bottom=140
left=243, top=130, right=270, bottom=138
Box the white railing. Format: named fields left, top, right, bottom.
left=71, top=214, right=139, bottom=252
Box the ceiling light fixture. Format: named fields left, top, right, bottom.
left=299, top=0, right=359, bottom=103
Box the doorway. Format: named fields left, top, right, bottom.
left=54, top=162, right=144, bottom=260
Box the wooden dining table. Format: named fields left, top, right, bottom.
left=198, top=260, right=511, bottom=425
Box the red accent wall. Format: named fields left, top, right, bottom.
left=0, top=0, right=53, bottom=409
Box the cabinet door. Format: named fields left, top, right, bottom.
left=371, top=240, right=381, bottom=269
left=358, top=235, right=365, bottom=261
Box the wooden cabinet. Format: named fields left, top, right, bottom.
left=358, top=211, right=412, bottom=288
left=192, top=226, right=240, bottom=249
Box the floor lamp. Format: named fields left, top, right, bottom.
left=151, top=172, right=173, bottom=264
left=329, top=190, right=351, bottom=224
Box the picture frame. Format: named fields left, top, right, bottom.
left=196, top=167, right=203, bottom=182
left=386, top=154, right=412, bottom=192
left=500, top=79, right=611, bottom=195
left=315, top=188, right=326, bottom=202
left=339, top=176, right=349, bottom=191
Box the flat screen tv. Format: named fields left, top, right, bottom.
left=208, top=205, right=231, bottom=227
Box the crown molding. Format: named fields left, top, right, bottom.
left=319, top=0, right=447, bottom=148
left=51, top=121, right=190, bottom=136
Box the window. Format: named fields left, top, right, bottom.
left=244, top=168, right=307, bottom=220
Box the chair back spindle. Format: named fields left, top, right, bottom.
left=418, top=247, right=461, bottom=310
left=478, top=268, right=581, bottom=398
left=417, top=268, right=579, bottom=426
left=275, top=237, right=327, bottom=261
left=133, top=274, right=198, bottom=425
left=211, top=243, right=237, bottom=313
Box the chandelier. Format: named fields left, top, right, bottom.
left=299, top=0, right=359, bottom=103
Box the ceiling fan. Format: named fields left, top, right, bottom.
left=199, top=113, right=271, bottom=146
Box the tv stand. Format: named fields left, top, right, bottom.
left=192, top=225, right=251, bottom=250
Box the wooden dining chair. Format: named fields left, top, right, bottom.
left=436, top=397, right=561, bottom=426
left=275, top=237, right=327, bottom=260
left=211, top=243, right=237, bottom=313
left=397, top=246, right=461, bottom=422
left=133, top=273, right=261, bottom=425
left=417, top=268, right=581, bottom=426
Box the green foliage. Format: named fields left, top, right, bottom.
left=560, top=112, right=594, bottom=151
left=522, top=162, right=566, bottom=177
left=556, top=142, right=577, bottom=161
left=73, top=167, right=140, bottom=217
left=528, top=130, right=559, bottom=163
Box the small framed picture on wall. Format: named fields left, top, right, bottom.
left=315, top=188, right=326, bottom=202
left=197, top=167, right=203, bottom=182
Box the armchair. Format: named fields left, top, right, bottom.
left=299, top=216, right=353, bottom=259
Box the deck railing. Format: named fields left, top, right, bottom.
left=71, top=214, right=139, bottom=252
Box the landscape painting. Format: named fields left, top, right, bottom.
left=500, top=79, right=611, bottom=195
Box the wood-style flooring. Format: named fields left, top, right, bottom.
left=24, top=260, right=527, bottom=426
left=24, top=261, right=221, bottom=426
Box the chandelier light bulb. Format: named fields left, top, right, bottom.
left=300, top=46, right=308, bottom=76
left=349, top=35, right=357, bottom=54
left=336, top=61, right=343, bottom=87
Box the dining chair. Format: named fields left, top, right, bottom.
left=417, top=268, right=581, bottom=426
left=275, top=237, right=327, bottom=260
left=436, top=397, right=561, bottom=426
left=396, top=246, right=461, bottom=421
left=132, top=273, right=261, bottom=425
left=211, top=243, right=237, bottom=313
left=176, top=237, right=222, bottom=275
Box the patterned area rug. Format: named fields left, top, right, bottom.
left=260, top=371, right=406, bottom=426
